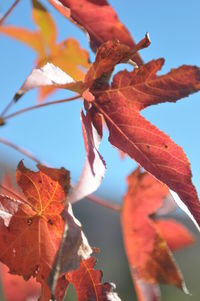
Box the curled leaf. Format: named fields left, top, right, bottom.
left=48, top=202, right=92, bottom=297
left=121, top=167, right=193, bottom=301
left=69, top=109, right=106, bottom=203
left=91, top=57, right=200, bottom=229
left=14, top=63, right=85, bottom=101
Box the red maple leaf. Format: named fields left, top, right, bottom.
left=48, top=0, right=142, bottom=65
left=0, top=162, right=91, bottom=300
left=121, top=167, right=194, bottom=301
left=66, top=257, right=121, bottom=301
left=85, top=41, right=200, bottom=228
left=11, top=35, right=200, bottom=230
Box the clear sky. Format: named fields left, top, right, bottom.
left=0, top=0, right=200, bottom=203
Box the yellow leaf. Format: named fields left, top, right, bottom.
left=0, top=26, right=45, bottom=55
left=51, top=38, right=90, bottom=81
left=32, top=0, right=57, bottom=52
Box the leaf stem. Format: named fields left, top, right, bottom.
left=3, top=95, right=81, bottom=121
left=87, top=194, right=121, bottom=212
left=0, top=137, right=43, bottom=165
left=0, top=0, right=20, bottom=25
left=0, top=98, right=16, bottom=117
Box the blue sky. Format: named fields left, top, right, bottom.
left=0, top=0, right=200, bottom=203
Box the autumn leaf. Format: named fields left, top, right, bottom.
left=133, top=275, right=161, bottom=301
left=0, top=26, right=45, bottom=54
left=48, top=202, right=92, bottom=298
left=38, top=38, right=90, bottom=100
left=85, top=33, right=150, bottom=88
left=121, top=167, right=194, bottom=301
left=0, top=0, right=90, bottom=100
left=48, top=0, right=143, bottom=66
left=0, top=172, right=22, bottom=198
left=69, top=109, right=106, bottom=203
left=32, top=0, right=57, bottom=52
left=0, top=162, right=91, bottom=300
left=14, top=63, right=85, bottom=101
left=88, top=50, right=200, bottom=228
left=154, top=193, right=177, bottom=216
left=66, top=257, right=121, bottom=301
left=0, top=263, right=41, bottom=301
left=40, top=275, right=69, bottom=301
left=155, top=219, right=194, bottom=252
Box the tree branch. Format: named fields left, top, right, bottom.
left=0, top=137, right=44, bottom=165
left=3, top=95, right=81, bottom=121
left=87, top=193, right=121, bottom=212
left=0, top=0, right=20, bottom=25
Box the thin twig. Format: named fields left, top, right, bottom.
left=4, top=95, right=81, bottom=121
left=70, top=180, right=121, bottom=211
left=87, top=193, right=121, bottom=212
left=0, top=0, right=20, bottom=25
left=0, top=137, right=43, bottom=165
left=0, top=98, right=16, bottom=117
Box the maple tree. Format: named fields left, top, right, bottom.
left=0, top=0, right=199, bottom=301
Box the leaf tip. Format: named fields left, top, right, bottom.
left=0, top=117, right=5, bottom=126
left=17, top=160, right=25, bottom=171
left=181, top=281, right=191, bottom=296
left=145, top=32, right=151, bottom=45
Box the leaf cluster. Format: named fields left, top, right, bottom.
left=0, top=1, right=199, bottom=301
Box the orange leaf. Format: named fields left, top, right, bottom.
left=0, top=26, right=45, bottom=55
left=0, top=162, right=91, bottom=300
left=66, top=257, right=121, bottom=301
left=0, top=0, right=90, bottom=101
left=90, top=56, right=200, bottom=229
left=155, top=219, right=194, bottom=252
left=48, top=0, right=143, bottom=65
left=0, top=264, right=41, bottom=301
left=51, top=38, right=90, bottom=81
left=121, top=167, right=191, bottom=300
left=32, top=0, right=57, bottom=52
left=37, top=38, right=90, bottom=100
left=0, top=162, right=69, bottom=280
left=85, top=34, right=150, bottom=87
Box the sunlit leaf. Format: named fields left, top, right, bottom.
left=121, top=167, right=194, bottom=300
left=0, top=162, right=91, bottom=300
left=88, top=48, right=200, bottom=228
left=48, top=0, right=143, bottom=65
